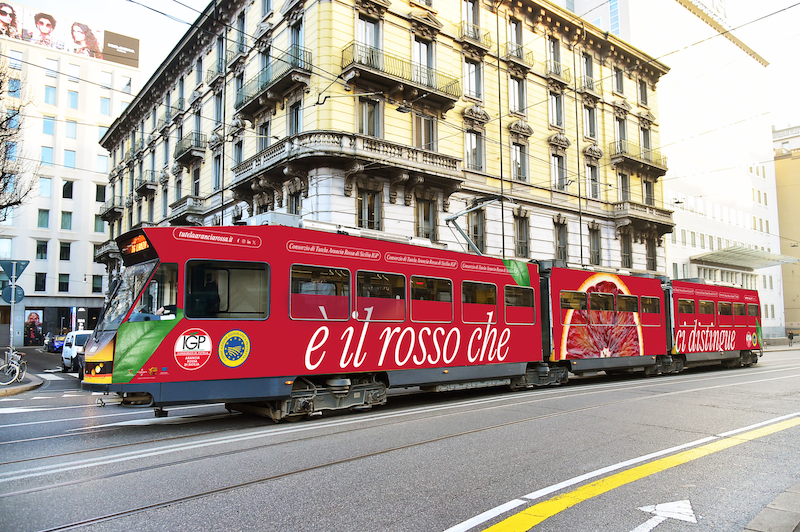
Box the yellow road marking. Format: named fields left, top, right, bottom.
left=486, top=416, right=800, bottom=531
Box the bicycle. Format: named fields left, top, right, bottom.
left=0, top=348, right=26, bottom=385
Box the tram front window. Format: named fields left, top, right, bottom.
left=95, top=261, right=158, bottom=334
left=129, top=263, right=179, bottom=322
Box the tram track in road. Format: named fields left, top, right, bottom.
left=4, top=364, right=800, bottom=532
left=2, top=360, right=800, bottom=475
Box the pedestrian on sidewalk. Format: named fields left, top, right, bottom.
left=789, top=332, right=794, bottom=347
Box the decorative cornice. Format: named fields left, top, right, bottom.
left=509, top=119, right=533, bottom=138
left=548, top=132, right=571, bottom=150
left=583, top=143, right=603, bottom=161
left=356, top=0, right=391, bottom=19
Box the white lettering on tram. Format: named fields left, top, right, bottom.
left=302, top=314, right=510, bottom=371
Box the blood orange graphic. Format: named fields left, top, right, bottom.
left=559, top=273, right=644, bottom=360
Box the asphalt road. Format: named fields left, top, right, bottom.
left=1, top=348, right=799, bottom=532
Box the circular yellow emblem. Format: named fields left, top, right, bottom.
left=219, top=330, right=250, bottom=368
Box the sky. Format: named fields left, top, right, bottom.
left=20, top=0, right=800, bottom=129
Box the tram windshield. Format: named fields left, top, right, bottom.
left=95, top=261, right=158, bottom=334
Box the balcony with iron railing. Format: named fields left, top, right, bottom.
left=206, top=61, right=225, bottom=85
left=546, top=61, right=572, bottom=84
left=578, top=76, right=602, bottom=97
left=134, top=137, right=145, bottom=154
left=174, top=132, right=207, bottom=164
left=609, top=140, right=668, bottom=176
left=135, top=170, right=158, bottom=196
left=94, top=239, right=120, bottom=265
left=341, top=42, right=461, bottom=108
left=227, top=39, right=248, bottom=67
left=503, top=42, right=535, bottom=69
left=235, top=45, right=313, bottom=118
left=613, top=200, right=675, bottom=238
left=157, top=110, right=171, bottom=131
left=169, top=194, right=204, bottom=225
left=457, top=22, right=492, bottom=52
left=100, top=195, right=125, bottom=221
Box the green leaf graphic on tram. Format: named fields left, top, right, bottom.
left=113, top=310, right=183, bottom=383
left=502, top=259, right=530, bottom=287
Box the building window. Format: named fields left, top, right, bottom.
left=415, top=114, right=436, bottom=151
left=196, top=57, right=203, bottom=86
left=35, top=273, right=46, bottom=292
left=43, top=116, right=55, bottom=135
left=64, top=150, right=75, bottom=169
left=44, top=86, right=56, bottom=105
left=618, top=173, right=630, bottom=201
left=41, top=147, right=53, bottom=166
left=9, top=50, right=22, bottom=70
left=549, top=91, right=564, bottom=128
left=45, top=58, right=58, bottom=77
left=586, top=163, right=599, bottom=199
left=511, top=143, right=526, bottom=181
left=416, top=199, right=437, bottom=240
left=621, top=233, right=632, bottom=268
left=468, top=209, right=485, bottom=253
left=358, top=98, right=379, bottom=137
left=213, top=155, right=222, bottom=191
left=464, top=59, right=482, bottom=99
left=68, top=64, right=79, bottom=82
left=514, top=216, right=528, bottom=258
left=509, top=76, right=524, bottom=113
left=289, top=101, right=302, bottom=135
left=583, top=105, right=596, bottom=138
left=638, top=79, right=648, bottom=106
left=214, top=92, right=223, bottom=126
left=100, top=97, right=110, bottom=115
left=61, top=211, right=72, bottom=230
left=613, top=66, right=624, bottom=94
left=589, top=227, right=601, bottom=265
left=465, top=131, right=483, bottom=171
left=233, top=141, right=243, bottom=165
left=551, top=154, right=566, bottom=190
left=646, top=238, right=656, bottom=271
left=58, top=274, right=69, bottom=292
left=66, top=120, right=77, bottom=139
left=644, top=180, right=654, bottom=206
left=92, top=275, right=103, bottom=293
left=357, top=188, right=381, bottom=230
left=288, top=192, right=302, bottom=215
left=36, top=240, right=47, bottom=260
left=60, top=242, right=71, bottom=261
left=162, top=188, right=169, bottom=218
left=8, top=78, right=20, bottom=98
left=7, top=109, right=18, bottom=129
left=555, top=221, right=567, bottom=261
left=62, top=181, right=73, bottom=199
left=258, top=122, right=271, bottom=151
left=67, top=90, right=78, bottom=109
left=97, top=155, right=109, bottom=174
left=96, top=184, right=106, bottom=202
left=38, top=209, right=49, bottom=228
left=548, top=35, right=561, bottom=65
left=615, top=116, right=627, bottom=142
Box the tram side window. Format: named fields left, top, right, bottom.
left=290, top=265, right=350, bottom=320
left=505, top=285, right=535, bottom=325
left=462, top=281, right=497, bottom=324
left=617, top=295, right=638, bottom=313
left=678, top=299, right=695, bottom=315
left=129, top=262, right=179, bottom=322
left=733, top=302, right=746, bottom=327
left=698, top=300, right=715, bottom=326
left=356, top=270, right=405, bottom=321
left=747, top=303, right=760, bottom=327
left=186, top=260, right=269, bottom=319
left=699, top=301, right=715, bottom=314
left=410, top=276, right=452, bottom=323
left=640, top=296, right=660, bottom=327
left=560, top=291, right=587, bottom=326
left=717, top=301, right=732, bottom=327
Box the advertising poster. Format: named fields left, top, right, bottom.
left=24, top=309, right=42, bottom=346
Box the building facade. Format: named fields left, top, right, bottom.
left=556, top=0, right=788, bottom=337
left=99, top=0, right=673, bottom=291
left=774, top=125, right=800, bottom=334
left=0, top=6, right=140, bottom=346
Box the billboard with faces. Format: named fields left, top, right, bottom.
left=0, top=2, right=139, bottom=67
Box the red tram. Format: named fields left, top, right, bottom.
left=82, top=225, right=761, bottom=420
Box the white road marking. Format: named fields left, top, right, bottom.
left=0, top=398, right=22, bottom=402
left=632, top=500, right=696, bottom=532
left=36, top=373, right=64, bottom=380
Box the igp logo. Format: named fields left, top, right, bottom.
left=219, top=330, right=250, bottom=368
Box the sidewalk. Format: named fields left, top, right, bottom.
left=744, top=482, right=800, bottom=532
left=0, top=372, right=43, bottom=397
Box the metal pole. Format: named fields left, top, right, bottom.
left=573, top=27, right=585, bottom=265
left=8, top=262, right=15, bottom=361
left=495, top=0, right=505, bottom=259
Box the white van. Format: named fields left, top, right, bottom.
left=61, top=330, right=93, bottom=374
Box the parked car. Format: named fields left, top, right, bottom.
left=61, top=330, right=93, bottom=374
left=52, top=334, right=66, bottom=353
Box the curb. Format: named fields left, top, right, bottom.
left=0, top=374, right=44, bottom=397
left=744, top=482, right=800, bottom=532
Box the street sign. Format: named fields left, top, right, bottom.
left=0, top=260, right=29, bottom=282
left=1, top=285, right=23, bottom=304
